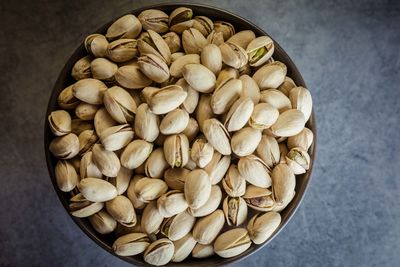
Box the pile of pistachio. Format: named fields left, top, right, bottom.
left=48, top=7, right=313, bottom=266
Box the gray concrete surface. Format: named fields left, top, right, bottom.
left=1, top=0, right=399, bottom=266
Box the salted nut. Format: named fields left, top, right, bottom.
left=160, top=211, right=195, bottom=241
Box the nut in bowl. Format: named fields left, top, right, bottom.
left=45, top=3, right=316, bottom=266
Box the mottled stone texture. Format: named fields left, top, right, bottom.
left=0, top=0, right=399, bottom=266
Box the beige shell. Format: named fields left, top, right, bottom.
left=192, top=210, right=225, bottom=245
left=91, top=144, right=121, bottom=177
left=141, top=201, right=164, bottom=235
left=188, top=185, right=222, bottom=217
left=193, top=16, right=214, bottom=36
left=55, top=160, right=78, bottom=192
left=85, top=34, right=108, bottom=57
left=138, top=30, right=172, bottom=64
left=106, top=14, right=142, bottom=40
left=144, top=148, right=169, bottom=179
left=227, top=30, right=256, bottom=49
left=58, top=85, right=79, bottom=110
left=142, top=85, right=187, bottom=115
left=219, top=42, right=248, bottom=69
left=253, top=61, right=287, bottom=89
left=260, top=89, right=292, bottom=113
left=121, top=140, right=153, bottom=169
left=100, top=124, right=134, bottom=151
left=157, top=190, right=189, bottom=218
left=211, top=78, right=242, bottom=114
left=134, top=103, right=160, bottom=142
left=163, top=32, right=181, bottom=53
left=238, top=155, right=272, bottom=188
left=184, top=169, right=211, bottom=209
left=195, top=94, right=214, bottom=132
left=69, top=193, right=104, bottom=218
left=247, top=212, right=281, bottom=244
left=75, top=103, right=99, bottom=121
left=271, top=164, right=296, bottom=205
left=72, top=78, right=107, bottom=105
left=214, top=21, right=235, bottom=40
left=270, top=109, right=306, bottom=137
left=161, top=210, right=196, bottom=241
left=285, top=147, right=310, bottom=174
left=182, top=28, right=207, bottom=54
left=164, top=168, right=189, bottom=191
left=108, top=166, right=132, bottom=195
left=106, top=39, right=138, bottom=62
left=239, top=74, right=260, bottom=104
left=49, top=133, right=79, bottom=159
left=78, top=178, right=118, bottom=202
left=287, top=127, right=314, bottom=151
left=163, top=134, right=190, bottom=168
left=160, top=109, right=190, bottom=135
left=224, top=97, right=254, bottom=132
left=112, top=232, right=150, bottom=256
left=80, top=151, right=102, bottom=179
left=169, top=7, right=194, bottom=31
left=192, top=243, right=214, bottom=258
left=223, top=196, right=248, bottom=226
left=89, top=210, right=117, bottom=234
left=204, top=152, right=231, bottom=184
left=177, top=78, right=199, bottom=114
left=256, top=135, right=280, bottom=168
left=222, top=165, right=246, bottom=197
left=201, top=44, right=222, bottom=75
left=138, top=53, right=170, bottom=83
left=190, top=138, right=214, bottom=168
left=90, top=58, right=118, bottom=81
left=231, top=127, right=262, bottom=157
left=103, top=86, right=137, bottom=124
left=206, top=30, right=224, bottom=46
left=71, top=56, right=92, bottom=80
left=115, top=64, right=152, bottom=89
left=202, top=118, right=231, bottom=156
left=78, top=129, right=97, bottom=155
left=249, top=103, right=279, bottom=129
left=289, top=86, right=313, bottom=121
left=134, top=177, right=168, bottom=202
left=127, top=175, right=146, bottom=209
left=106, top=195, right=136, bottom=227
left=246, top=36, right=274, bottom=67
left=138, top=9, right=169, bottom=33
left=214, top=228, right=251, bottom=258
left=170, top=54, right=200, bottom=77
left=143, top=238, right=174, bottom=266
left=278, top=76, right=296, bottom=96
left=172, top=233, right=197, bottom=262
left=94, top=108, right=117, bottom=137
left=48, top=110, right=71, bottom=136
left=182, top=63, right=216, bottom=93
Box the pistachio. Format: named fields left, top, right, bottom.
left=253, top=61, right=287, bottom=89
left=256, top=135, right=280, bottom=168
left=114, top=215, right=143, bottom=237
left=184, top=169, right=211, bottom=209
left=169, top=7, right=194, bottom=33
left=78, top=178, right=118, bottom=202
left=157, top=190, right=188, bottom=218
left=192, top=210, right=225, bottom=245
left=80, top=151, right=102, bottom=179
left=231, top=127, right=262, bottom=157
left=246, top=36, right=274, bottom=67
left=138, top=53, right=170, bottom=83
left=113, top=233, right=150, bottom=256
left=99, top=124, right=133, bottom=151
left=75, top=103, right=100, bottom=121
left=138, top=9, right=169, bottom=33
left=278, top=76, right=296, bottom=96
left=248, top=212, right=281, bottom=244
left=193, top=16, right=213, bottom=36
left=106, top=195, right=136, bottom=227
left=85, top=34, right=108, bottom=58
left=220, top=42, right=248, bottom=69
left=170, top=54, right=200, bottom=77
left=285, top=147, right=310, bottom=174
left=172, top=233, right=197, bottom=262
left=142, top=85, right=187, bottom=114
left=260, top=89, right=292, bottom=113
left=69, top=156, right=81, bottom=174
left=176, top=78, right=199, bottom=114
left=127, top=175, right=146, bottom=209
left=215, top=67, right=239, bottom=89
left=222, top=165, right=246, bottom=197
left=78, top=129, right=98, bottom=155
left=250, top=103, right=279, bottom=129
left=287, top=127, right=314, bottom=151
left=192, top=243, right=214, bottom=258
left=91, top=143, right=121, bottom=177
left=72, top=78, right=107, bottom=105
left=106, top=39, right=138, bottom=62
left=207, top=30, right=224, bottom=46
left=163, top=32, right=181, bottom=53
left=94, top=108, right=117, bottom=136
left=243, top=185, right=274, bottom=211
left=141, top=201, right=164, bottom=235
left=223, top=196, right=248, bottom=226
left=71, top=119, right=94, bottom=135
left=144, top=238, right=175, bottom=266
left=138, top=30, right=172, bottom=64
left=58, top=85, right=79, bottom=110
left=90, top=58, right=118, bottom=82
left=195, top=94, right=214, bottom=131
left=182, top=28, right=207, bottom=54
left=203, top=152, right=231, bottom=184
left=182, top=63, right=216, bottom=93
left=107, top=166, right=132, bottom=195
left=161, top=210, right=196, bottom=241
left=238, top=155, right=272, bottom=188
left=164, top=168, right=189, bottom=191
left=134, top=177, right=168, bottom=202
left=200, top=44, right=222, bottom=75
left=48, top=110, right=71, bottom=136
left=49, top=133, right=79, bottom=159
left=106, top=14, right=142, bottom=40
left=227, top=30, right=256, bottom=49
left=214, top=228, right=251, bottom=258
left=224, top=97, right=254, bottom=132
left=103, top=86, right=137, bottom=124
left=55, top=160, right=78, bottom=192
left=171, top=52, right=185, bottom=61
left=144, top=148, right=169, bottom=179
left=134, top=103, right=160, bottom=142
left=163, top=133, right=189, bottom=168
left=270, top=109, right=306, bottom=137
left=89, top=210, right=117, bottom=234
left=239, top=74, right=261, bottom=104
left=69, top=193, right=104, bottom=217
left=115, top=64, right=152, bottom=89
left=214, top=21, right=235, bottom=40
left=183, top=117, right=199, bottom=142
left=190, top=137, right=214, bottom=168
left=278, top=142, right=289, bottom=164
left=121, top=140, right=153, bottom=169
left=188, top=185, right=222, bottom=217
left=160, top=109, right=190, bottom=135
left=71, top=56, right=92, bottom=80
left=289, top=86, right=313, bottom=121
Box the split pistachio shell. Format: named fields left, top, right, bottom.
left=85, top=34, right=108, bottom=58
left=71, top=119, right=94, bottom=135
left=157, top=190, right=188, bottom=218
left=181, top=118, right=199, bottom=143
left=134, top=177, right=168, bottom=202
left=80, top=151, right=102, bottom=179
left=108, top=166, right=132, bottom=195
left=231, top=127, right=262, bottom=157
left=287, top=127, right=314, bottom=151
left=75, top=103, right=99, bottom=121
left=90, top=58, right=118, bottom=82
left=170, top=54, right=200, bottom=77
left=260, top=89, right=292, bottom=113
left=143, top=85, right=187, bottom=115
left=191, top=138, right=214, bottom=168
left=203, top=118, right=231, bottom=155
left=201, top=44, right=222, bottom=75
left=195, top=94, right=214, bottom=131
left=141, top=201, right=164, bottom=234
left=248, top=212, right=281, bottom=244
left=227, top=30, right=256, bottom=49
left=121, top=140, right=153, bottom=169
left=250, top=103, right=279, bottom=129
left=184, top=169, right=211, bottom=209
left=172, top=233, right=197, bottom=262
left=78, top=129, right=98, bottom=155
left=182, top=63, right=216, bottom=93
left=103, top=86, right=137, bottom=124
left=257, top=135, right=280, bottom=168
left=239, top=74, right=260, bottom=104
left=216, top=67, right=238, bottom=89
left=171, top=52, right=185, bottom=61
left=207, top=30, right=224, bottom=46
left=134, top=103, right=160, bottom=142
left=164, top=168, right=189, bottom=191
left=127, top=175, right=146, bottom=209
left=278, top=142, right=289, bottom=164
left=106, top=14, right=142, bottom=40
left=192, top=210, right=225, bottom=245
left=182, top=28, right=207, bottom=54
left=161, top=210, right=196, bottom=241
left=271, top=164, right=296, bottom=205
left=49, top=133, right=80, bottom=159
left=69, top=193, right=104, bottom=218
left=169, top=7, right=193, bottom=31
left=253, top=61, right=287, bottom=89
left=71, top=56, right=92, bottom=80
left=177, top=78, right=199, bottom=114
left=55, top=160, right=78, bottom=192
left=48, top=110, right=71, bottom=136
left=78, top=178, right=118, bottom=202
left=219, top=42, right=248, bottom=69
left=145, top=148, right=169, bottom=179
left=144, top=238, right=174, bottom=266
left=106, top=195, right=136, bottom=226
left=92, top=144, right=121, bottom=177
left=58, top=85, right=79, bottom=110
left=115, top=64, right=152, bottom=89
left=163, top=134, right=189, bottom=168
left=270, top=109, right=306, bottom=137
left=160, top=109, right=190, bottom=135
left=94, top=108, right=117, bottom=136
left=188, top=185, right=222, bottom=217
left=106, top=39, right=138, bottom=63
left=204, top=152, right=231, bottom=184
left=192, top=243, right=214, bottom=258
left=211, top=78, right=242, bottom=114
left=238, top=155, right=272, bottom=188
left=224, top=97, right=254, bottom=132
left=222, top=165, right=246, bottom=197
left=193, top=16, right=214, bottom=36
left=138, top=9, right=169, bottom=33
left=115, top=215, right=143, bottom=237
left=99, top=124, right=133, bottom=151
left=289, top=86, right=313, bottom=121
left=278, top=76, right=296, bottom=96
left=214, top=21, right=235, bottom=40
left=286, top=147, right=310, bottom=174
left=163, top=32, right=181, bottom=53
left=223, top=196, right=248, bottom=226
left=72, top=78, right=107, bottom=105
left=138, top=53, right=170, bottom=83
left=138, top=30, right=171, bottom=64
left=89, top=210, right=117, bottom=234
left=214, top=228, right=251, bottom=258
left=246, top=36, right=274, bottom=67
left=113, top=233, right=150, bottom=256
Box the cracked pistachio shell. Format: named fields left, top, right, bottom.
left=114, top=215, right=143, bottom=237
left=80, top=151, right=102, bottom=179
left=127, top=175, right=146, bottom=209
left=193, top=16, right=214, bottom=36
left=164, top=168, right=189, bottom=191
left=107, top=166, right=132, bottom=195
left=134, top=103, right=160, bottom=142
left=161, top=211, right=196, bottom=241
left=203, top=119, right=231, bottom=155
left=72, top=78, right=107, bottom=105
left=69, top=157, right=81, bottom=174
left=170, top=54, right=200, bottom=77
left=157, top=190, right=189, bottom=218
left=223, top=196, right=248, bottom=226
left=99, top=124, right=133, bottom=151
left=260, top=89, right=292, bottom=113
left=286, top=147, right=310, bottom=174
left=195, top=94, right=214, bottom=132
left=278, top=142, right=289, bottom=164
left=250, top=103, right=279, bottom=130
left=248, top=211, right=281, bottom=244
left=90, top=58, right=117, bottom=81
left=169, top=7, right=193, bottom=29
left=85, top=34, right=108, bottom=58
left=191, top=138, right=214, bottom=168
left=94, top=108, right=117, bottom=136
left=256, top=135, right=280, bottom=168
left=227, top=30, right=256, bottom=49
left=214, top=228, right=251, bottom=258
left=58, top=85, right=79, bottom=110
left=48, top=110, right=71, bottom=136
left=71, top=119, right=93, bottom=135
left=138, top=30, right=171, bottom=64
left=220, top=42, right=248, bottom=69
left=270, top=109, right=306, bottom=137
left=172, top=233, right=197, bottom=262
left=163, top=134, right=189, bottom=168
left=106, top=195, right=136, bottom=227
left=141, top=201, right=164, bottom=234
left=201, top=44, right=222, bottom=75
left=138, top=53, right=170, bottom=83
left=272, top=163, right=296, bottom=206
left=160, top=109, right=189, bottom=135
left=222, top=165, right=246, bottom=197
left=113, top=233, right=150, bottom=256
left=92, top=143, right=121, bottom=177
left=192, top=210, right=225, bottom=245
left=183, top=117, right=199, bottom=142
left=231, top=127, right=262, bottom=157
left=182, top=63, right=216, bottom=93
left=289, top=86, right=313, bottom=121
left=204, top=152, right=231, bottom=184
left=185, top=157, right=197, bottom=170
left=138, top=9, right=169, bottom=33
left=144, top=238, right=174, bottom=266
left=78, top=129, right=98, bottom=155
left=55, top=160, right=78, bottom=192
left=170, top=19, right=195, bottom=34
left=106, top=14, right=142, bottom=40
left=184, top=169, right=211, bottom=209
left=71, top=56, right=92, bottom=80
left=224, top=97, right=254, bottom=132
left=240, top=74, right=260, bottom=104
left=78, top=178, right=118, bottom=202
left=278, top=76, right=297, bottom=96
left=134, top=177, right=168, bottom=202
left=207, top=30, right=224, bottom=46
left=287, top=127, right=313, bottom=151
left=75, top=103, right=100, bottom=121
left=238, top=155, right=272, bottom=188
left=163, top=32, right=181, bottom=53
left=214, top=21, right=235, bottom=40
left=69, top=193, right=104, bottom=218
left=89, top=210, right=117, bottom=234
left=253, top=61, right=287, bottom=89
left=49, top=133, right=79, bottom=159
left=106, top=39, right=138, bottom=62
left=121, top=140, right=153, bottom=169
left=188, top=185, right=222, bottom=217
left=142, top=85, right=187, bottom=115
left=246, top=36, right=274, bottom=67
left=103, top=86, right=137, bottom=124
left=115, top=64, right=152, bottom=89
left=176, top=78, right=199, bottom=114
left=145, top=148, right=169, bottom=179
left=216, top=67, right=239, bottom=89
left=171, top=52, right=185, bottom=61
left=192, top=243, right=214, bottom=258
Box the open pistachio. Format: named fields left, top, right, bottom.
left=214, top=228, right=251, bottom=258
left=157, top=190, right=188, bottom=218
left=107, top=166, right=132, bottom=195
left=243, top=185, right=275, bottom=211
left=78, top=129, right=98, bottom=155
left=141, top=201, right=163, bottom=235
left=200, top=44, right=222, bottom=75
left=171, top=52, right=185, bottom=61
left=138, top=9, right=169, bottom=33
left=224, top=97, right=254, bottom=132
left=190, top=137, right=214, bottom=168
left=164, top=168, right=189, bottom=191
left=192, top=243, right=214, bottom=258
left=188, top=185, right=222, bottom=217
left=211, top=78, right=242, bottom=115
left=94, top=108, right=117, bottom=136
left=90, top=58, right=117, bottom=82
left=134, top=177, right=168, bottom=202
left=176, top=78, right=199, bottom=114
left=220, top=42, right=248, bottom=69
left=246, top=36, right=274, bottom=67
left=163, top=134, right=189, bottom=168
left=99, top=124, right=133, bottom=151
left=250, top=103, right=279, bottom=129
left=256, top=135, right=280, bottom=168
left=144, top=238, right=175, bottom=266
left=278, top=76, right=297, bottom=96
left=161, top=210, right=196, bottom=241
left=55, top=160, right=78, bottom=192
left=184, top=169, right=211, bottom=209
left=80, top=151, right=102, bottom=179
left=231, top=127, right=262, bottom=157
left=85, top=34, right=108, bottom=58
left=248, top=212, right=281, bottom=244
left=138, top=53, right=170, bottom=83
left=182, top=63, right=216, bottom=93
left=216, top=67, right=239, bottom=89
left=69, top=193, right=104, bottom=218
left=182, top=28, right=207, bottom=54
left=195, top=94, right=214, bottom=131
left=223, top=196, right=248, bottom=226
left=49, top=133, right=79, bottom=159
left=160, top=109, right=189, bottom=135
left=203, top=119, right=231, bottom=156
left=260, top=89, right=292, bottom=113
left=240, top=74, right=260, bottom=104
left=287, top=127, right=314, bottom=151
left=163, top=32, right=181, bottom=53
left=106, top=14, right=142, bottom=40
left=103, top=86, right=137, bottom=124
left=113, top=233, right=150, bottom=256
left=89, top=210, right=117, bottom=234
left=71, top=56, right=92, bottom=80
left=207, top=30, right=224, bottom=46
left=78, top=178, right=118, bottom=202
left=270, top=109, right=306, bottom=137
left=115, top=215, right=143, bottom=237
left=134, top=103, right=160, bottom=142
left=72, top=78, right=107, bottom=105
left=106, top=195, right=136, bottom=227
left=92, top=143, right=121, bottom=177
left=48, top=110, right=71, bottom=136
left=227, top=30, right=256, bottom=49
left=192, top=210, right=225, bottom=245
left=58, top=85, right=80, bottom=110
left=170, top=54, right=200, bottom=77
left=182, top=117, right=199, bottom=143
left=289, top=86, right=313, bottom=121
left=106, top=39, right=138, bottom=62
left=172, top=233, right=197, bottom=262
left=144, top=148, right=169, bottom=179
left=278, top=142, right=289, bottom=164
left=253, top=61, right=287, bottom=89
left=138, top=30, right=172, bottom=64
left=115, top=64, right=152, bottom=89
left=75, top=103, right=100, bottom=121
left=222, top=165, right=246, bottom=197
left=238, top=155, right=272, bottom=188
left=142, top=85, right=187, bottom=114
left=127, top=175, right=146, bottom=209
left=121, top=140, right=153, bottom=169
left=204, top=152, right=231, bottom=184
left=169, top=7, right=194, bottom=33
left=285, top=147, right=310, bottom=174
left=193, top=16, right=213, bottom=36
left=214, top=21, right=235, bottom=40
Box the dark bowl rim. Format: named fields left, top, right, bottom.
left=44, top=2, right=317, bottom=267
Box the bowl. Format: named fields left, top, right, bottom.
left=44, top=3, right=316, bottom=266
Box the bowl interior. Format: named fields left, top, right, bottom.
left=44, top=3, right=316, bottom=266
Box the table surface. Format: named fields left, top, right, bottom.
left=1, top=0, right=399, bottom=266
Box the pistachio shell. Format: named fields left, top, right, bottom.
left=49, top=133, right=79, bottom=159
left=246, top=36, right=274, bottom=67
left=71, top=56, right=92, bottom=80
left=72, top=78, right=107, bottom=105
left=85, top=34, right=108, bottom=58
left=169, top=7, right=193, bottom=28
left=161, top=210, right=196, bottom=241
left=134, top=177, right=168, bottom=202
left=278, top=76, right=297, bottom=96
left=287, top=128, right=314, bottom=151
left=182, top=117, right=200, bottom=142
left=55, top=160, right=78, bottom=192
left=231, top=127, right=262, bottom=157
left=224, top=97, right=254, bottom=132
left=192, top=210, right=225, bottom=245
left=289, top=86, right=313, bottom=121
left=106, top=14, right=142, bottom=40
left=201, top=44, right=222, bottom=75
left=138, top=9, right=169, bottom=33
left=48, top=110, right=71, bottom=136
left=253, top=61, right=287, bottom=89
left=92, top=144, right=121, bottom=177
left=271, top=164, right=296, bottom=205
left=106, top=39, right=138, bottom=62
left=193, top=16, right=214, bottom=36
left=134, top=103, right=160, bottom=142
left=138, top=54, right=170, bottom=83
left=204, top=152, right=231, bottom=184
left=222, top=165, right=246, bottom=197
left=106, top=195, right=136, bottom=226
left=78, top=178, right=118, bottom=202
left=89, top=210, right=117, bottom=234
left=69, top=194, right=104, bottom=218
left=239, top=74, right=260, bottom=104
left=160, top=109, right=189, bottom=135
left=206, top=30, right=224, bottom=46
left=214, top=228, right=251, bottom=258
left=184, top=169, right=211, bottom=209
left=143, top=85, right=187, bottom=115
left=170, top=54, right=200, bottom=77
left=211, top=78, right=242, bottom=114
left=188, top=185, right=222, bottom=217
left=172, top=233, right=197, bottom=262
left=121, top=140, right=153, bottom=169
left=157, top=190, right=188, bottom=218
left=78, top=129, right=98, bottom=155
left=192, top=243, right=214, bottom=258
left=182, top=63, right=216, bottom=93
left=270, top=109, right=306, bottom=137
left=248, top=212, right=281, bottom=244
left=75, top=103, right=100, bottom=121
left=285, top=147, right=310, bottom=174
left=177, top=78, right=199, bottom=114
left=260, top=89, right=292, bottom=113
left=163, top=134, right=189, bottom=168
left=113, top=233, right=150, bottom=256
left=195, top=94, right=214, bottom=132
left=99, top=124, right=134, bottom=151
left=202, top=119, right=231, bottom=156
left=103, top=86, right=137, bottom=124
left=94, top=108, right=117, bottom=136
left=58, top=85, right=79, bottom=109
left=215, top=67, right=239, bottom=89
left=182, top=28, right=207, bottom=54
left=138, top=30, right=171, bottom=64
left=191, top=138, right=214, bottom=168
left=249, top=103, right=279, bottom=129
left=227, top=30, right=256, bottom=49
left=238, top=155, right=272, bottom=188
left=256, top=135, right=280, bottom=168
left=71, top=119, right=94, bottom=135
left=115, top=64, right=152, bottom=89
left=223, top=196, right=248, bottom=226
left=214, top=21, right=235, bottom=40
left=163, top=32, right=181, bottom=53
left=145, top=148, right=169, bottom=179
left=143, top=238, right=174, bottom=266
left=80, top=151, right=102, bottom=179
left=90, top=58, right=118, bottom=81
left=164, top=168, right=189, bottom=191
left=219, top=42, right=248, bottom=69
left=108, top=166, right=132, bottom=195
left=127, top=175, right=147, bottom=209
left=141, top=201, right=164, bottom=234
